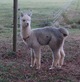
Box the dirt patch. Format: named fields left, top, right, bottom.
left=0, top=33, right=80, bottom=82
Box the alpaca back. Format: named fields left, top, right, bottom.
left=33, top=27, right=67, bottom=45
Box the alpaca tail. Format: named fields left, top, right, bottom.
left=59, top=27, right=69, bottom=37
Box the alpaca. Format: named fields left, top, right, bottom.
left=20, top=12, right=69, bottom=69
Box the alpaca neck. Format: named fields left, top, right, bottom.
left=21, top=26, right=31, bottom=39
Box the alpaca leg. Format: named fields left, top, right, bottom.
left=30, top=49, right=37, bottom=67
left=30, top=49, right=38, bottom=67
left=54, top=50, right=61, bottom=68
left=59, top=48, right=65, bottom=67
left=30, top=48, right=35, bottom=67
left=34, top=49, right=41, bottom=69
left=49, top=54, right=54, bottom=69
left=50, top=50, right=61, bottom=69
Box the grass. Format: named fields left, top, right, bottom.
left=0, top=0, right=79, bottom=36
left=0, top=0, right=80, bottom=38
left=0, top=0, right=80, bottom=29
left=0, top=60, right=25, bottom=82
left=0, top=0, right=73, bottom=28
left=0, top=0, right=74, bottom=40
left=69, top=28, right=80, bottom=35
left=0, top=27, right=13, bottom=41
left=0, top=61, right=74, bottom=82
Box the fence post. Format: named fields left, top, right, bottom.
left=13, top=0, right=18, bottom=52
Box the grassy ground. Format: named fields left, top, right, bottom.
left=0, top=28, right=80, bottom=82
left=0, top=0, right=76, bottom=28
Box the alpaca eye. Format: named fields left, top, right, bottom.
left=23, top=19, right=26, bottom=22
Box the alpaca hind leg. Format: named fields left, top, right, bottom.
left=50, top=50, right=61, bottom=69
left=54, top=50, right=61, bottom=68
left=59, top=48, right=65, bottom=67
left=49, top=54, right=54, bottom=69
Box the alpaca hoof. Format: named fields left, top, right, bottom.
left=49, top=67, right=54, bottom=70
left=30, top=65, right=33, bottom=68
left=49, top=68, right=53, bottom=70
left=57, top=66, right=61, bottom=69
left=36, top=66, right=40, bottom=70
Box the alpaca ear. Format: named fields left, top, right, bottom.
left=21, top=12, right=24, bottom=17
left=28, top=10, right=32, bottom=17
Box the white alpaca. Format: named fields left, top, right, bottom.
left=20, top=12, right=69, bottom=69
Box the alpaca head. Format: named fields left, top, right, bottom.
left=20, top=12, right=32, bottom=28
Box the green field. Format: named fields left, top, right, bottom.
left=0, top=0, right=78, bottom=28
left=0, top=0, right=69, bottom=40
left=0, top=0, right=80, bottom=37
left=0, top=0, right=80, bottom=41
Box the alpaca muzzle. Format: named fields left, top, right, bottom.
left=26, top=23, right=29, bottom=27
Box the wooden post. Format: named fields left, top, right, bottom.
left=13, top=0, right=18, bottom=52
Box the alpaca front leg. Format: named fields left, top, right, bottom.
left=30, top=48, right=34, bottom=67
left=36, top=54, right=41, bottom=69
left=34, top=49, right=41, bottom=69
left=30, top=49, right=37, bottom=67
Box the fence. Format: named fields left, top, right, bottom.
left=0, top=0, right=79, bottom=29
